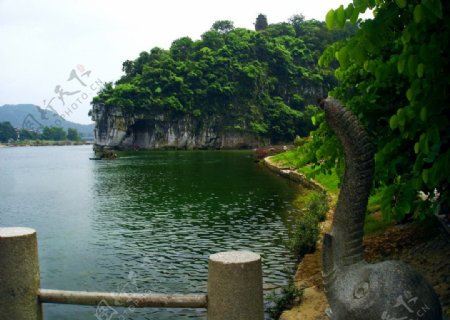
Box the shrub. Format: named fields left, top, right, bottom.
left=289, top=190, right=328, bottom=258
left=266, top=277, right=303, bottom=319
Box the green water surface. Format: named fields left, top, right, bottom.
left=0, top=145, right=301, bottom=319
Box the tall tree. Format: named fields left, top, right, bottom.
left=41, top=127, right=67, bottom=141
left=19, top=129, right=39, bottom=140
left=306, top=0, right=450, bottom=220
left=67, top=128, right=81, bottom=141
left=0, top=122, right=17, bottom=142
left=211, top=20, right=234, bottom=34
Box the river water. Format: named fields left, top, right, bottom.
left=0, top=145, right=301, bottom=319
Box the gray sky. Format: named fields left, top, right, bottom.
left=0, top=0, right=355, bottom=124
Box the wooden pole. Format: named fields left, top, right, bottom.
left=0, top=227, right=41, bottom=320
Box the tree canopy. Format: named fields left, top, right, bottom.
left=41, top=127, right=67, bottom=141
left=93, top=16, right=355, bottom=143
left=300, top=0, right=449, bottom=220
left=0, top=122, right=17, bottom=143
left=67, top=128, right=81, bottom=141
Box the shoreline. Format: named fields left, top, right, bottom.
left=263, top=156, right=334, bottom=319
left=263, top=156, right=450, bottom=319
left=1, top=142, right=91, bottom=148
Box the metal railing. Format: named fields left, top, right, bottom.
left=0, top=227, right=264, bottom=320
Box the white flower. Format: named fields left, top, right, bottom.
left=430, top=188, right=440, bottom=203
left=417, top=191, right=429, bottom=201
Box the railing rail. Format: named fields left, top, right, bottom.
left=38, top=289, right=208, bottom=308
left=0, top=227, right=264, bottom=320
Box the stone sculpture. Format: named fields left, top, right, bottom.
left=321, top=97, right=442, bottom=320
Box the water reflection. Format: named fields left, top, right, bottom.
left=1, top=147, right=301, bottom=319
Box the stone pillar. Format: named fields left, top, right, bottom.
left=0, top=227, right=41, bottom=320
left=207, top=251, right=264, bottom=320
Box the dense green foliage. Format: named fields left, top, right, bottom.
left=41, top=127, right=67, bottom=141
left=0, top=123, right=82, bottom=143
left=0, top=122, right=17, bottom=142
left=19, top=128, right=40, bottom=140
left=67, top=128, right=81, bottom=141
left=93, top=16, right=355, bottom=143
left=299, top=0, right=449, bottom=220
left=0, top=104, right=95, bottom=139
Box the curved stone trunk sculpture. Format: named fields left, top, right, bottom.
left=321, top=97, right=442, bottom=320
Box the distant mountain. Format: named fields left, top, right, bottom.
left=0, top=104, right=95, bottom=139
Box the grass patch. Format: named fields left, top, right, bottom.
left=271, top=150, right=340, bottom=194
left=367, top=188, right=384, bottom=214
left=271, top=149, right=300, bottom=168
left=298, top=165, right=339, bottom=194
left=272, top=149, right=399, bottom=247
left=364, top=213, right=392, bottom=236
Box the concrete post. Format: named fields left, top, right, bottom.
left=0, top=227, right=41, bottom=320
left=207, top=251, right=264, bottom=320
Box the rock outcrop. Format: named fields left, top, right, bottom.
left=91, top=104, right=269, bottom=149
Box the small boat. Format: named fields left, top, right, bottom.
left=90, top=150, right=118, bottom=160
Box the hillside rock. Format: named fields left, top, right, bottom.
left=91, top=104, right=269, bottom=149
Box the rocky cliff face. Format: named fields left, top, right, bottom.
left=91, top=105, right=269, bottom=149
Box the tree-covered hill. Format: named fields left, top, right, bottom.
left=0, top=104, right=94, bottom=139
left=92, top=15, right=355, bottom=143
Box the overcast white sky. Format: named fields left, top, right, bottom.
left=0, top=0, right=355, bottom=124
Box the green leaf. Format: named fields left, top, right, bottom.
left=311, top=116, right=317, bottom=126
left=419, top=133, right=430, bottom=154
left=350, top=5, right=360, bottom=24
left=336, top=5, right=346, bottom=28
left=406, top=88, right=413, bottom=101
left=345, top=4, right=354, bottom=19
left=402, top=30, right=411, bottom=44
left=352, top=45, right=366, bottom=64
left=414, top=142, right=420, bottom=154
left=422, top=169, right=429, bottom=183
left=381, top=185, right=396, bottom=220
left=422, top=0, right=443, bottom=19
left=397, top=182, right=415, bottom=217
left=326, top=10, right=335, bottom=29
left=389, top=115, right=398, bottom=129
left=395, top=0, right=407, bottom=8
left=420, top=107, right=427, bottom=121
left=414, top=4, right=423, bottom=23
left=428, top=150, right=450, bottom=185
left=417, top=63, right=424, bottom=78
left=337, top=47, right=349, bottom=68
left=397, top=108, right=406, bottom=128
left=353, top=0, right=369, bottom=12
left=397, top=199, right=411, bottom=216
left=397, top=56, right=406, bottom=74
